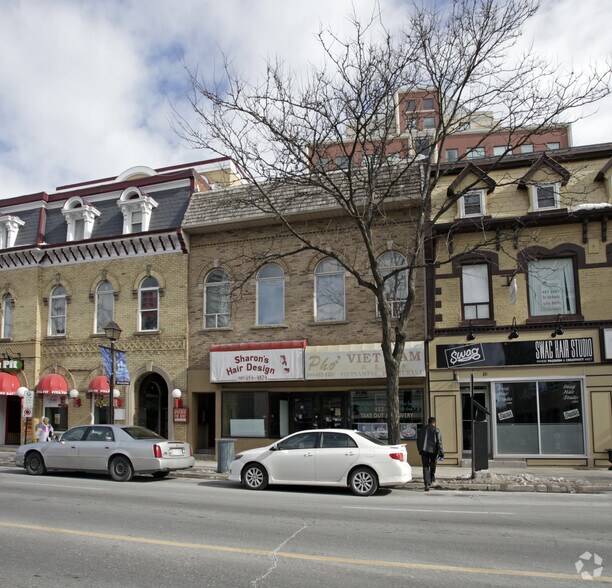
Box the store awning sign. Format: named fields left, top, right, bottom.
left=437, top=338, right=594, bottom=368
left=210, top=340, right=306, bottom=383
left=306, top=342, right=425, bottom=380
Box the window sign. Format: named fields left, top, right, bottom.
left=495, top=380, right=584, bottom=456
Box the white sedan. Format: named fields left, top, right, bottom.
left=15, top=425, right=194, bottom=481
left=228, top=428, right=411, bottom=496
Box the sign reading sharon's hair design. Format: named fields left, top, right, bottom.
left=437, top=338, right=594, bottom=369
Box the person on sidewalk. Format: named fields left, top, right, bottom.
left=35, top=416, right=54, bottom=443
left=417, top=417, right=444, bottom=491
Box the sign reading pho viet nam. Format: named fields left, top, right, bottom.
left=210, top=341, right=306, bottom=383
left=306, top=342, right=425, bottom=380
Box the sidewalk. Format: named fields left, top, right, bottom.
left=2, top=447, right=610, bottom=493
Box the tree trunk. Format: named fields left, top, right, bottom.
left=385, top=358, right=401, bottom=444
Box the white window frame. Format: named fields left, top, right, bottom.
left=423, top=116, right=435, bottom=129
left=314, top=258, right=346, bottom=322
left=445, top=148, right=459, bottom=162
left=377, top=251, right=408, bottom=318
left=466, top=147, right=485, bottom=160
left=117, top=187, right=158, bottom=235
left=204, top=269, right=230, bottom=329
left=546, top=142, right=560, bottom=150
left=48, top=285, right=67, bottom=336
left=138, top=276, right=159, bottom=332
left=95, top=281, right=115, bottom=334
left=61, top=197, right=100, bottom=242
left=0, top=215, right=25, bottom=249
left=459, top=190, right=486, bottom=218
left=520, top=144, right=534, bottom=154
left=256, top=263, right=285, bottom=326
left=2, top=294, right=13, bottom=339
left=493, top=145, right=512, bottom=156
left=529, top=183, right=560, bottom=211
left=461, top=264, right=491, bottom=320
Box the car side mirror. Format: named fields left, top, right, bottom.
left=270, top=444, right=278, bottom=451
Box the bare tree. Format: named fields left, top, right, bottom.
left=175, top=0, right=611, bottom=443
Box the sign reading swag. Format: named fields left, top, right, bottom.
left=210, top=340, right=307, bottom=383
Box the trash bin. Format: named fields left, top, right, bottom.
left=216, top=438, right=236, bottom=473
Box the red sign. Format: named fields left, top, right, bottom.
left=173, top=407, right=189, bottom=423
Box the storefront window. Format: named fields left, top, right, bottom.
left=495, top=380, right=584, bottom=455
left=351, top=389, right=423, bottom=441
left=222, top=391, right=268, bottom=437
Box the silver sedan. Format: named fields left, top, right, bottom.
left=14, top=425, right=195, bottom=481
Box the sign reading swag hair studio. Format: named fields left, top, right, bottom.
left=436, top=338, right=594, bottom=369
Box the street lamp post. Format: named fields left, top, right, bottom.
left=104, top=321, right=122, bottom=425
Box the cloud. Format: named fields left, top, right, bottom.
left=0, top=0, right=609, bottom=197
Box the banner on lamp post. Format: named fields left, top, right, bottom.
left=99, top=346, right=131, bottom=385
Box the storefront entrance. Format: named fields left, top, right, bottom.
left=137, top=374, right=169, bottom=439
left=461, top=385, right=490, bottom=454
left=290, top=393, right=345, bottom=432
left=2, top=395, right=21, bottom=444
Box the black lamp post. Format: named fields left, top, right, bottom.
left=104, top=321, right=122, bottom=425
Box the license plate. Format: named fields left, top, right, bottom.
left=169, top=448, right=184, bottom=456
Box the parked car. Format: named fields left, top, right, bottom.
left=228, top=428, right=411, bottom=496
left=15, top=425, right=194, bottom=481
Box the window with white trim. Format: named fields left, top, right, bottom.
left=466, top=147, right=485, bottom=160
left=256, top=263, right=285, bottom=325
left=527, top=257, right=576, bottom=316
left=117, top=187, right=158, bottom=235
left=459, top=190, right=486, bottom=218
left=0, top=215, right=25, bottom=249
left=378, top=251, right=408, bottom=318
left=2, top=294, right=12, bottom=339
left=95, top=281, right=114, bottom=334
left=547, top=142, right=560, bottom=150
left=49, top=285, right=67, bottom=336
left=62, top=197, right=100, bottom=241
left=493, top=145, right=512, bottom=156
left=423, top=116, right=435, bottom=129
left=314, top=258, right=345, bottom=321
left=139, top=276, right=159, bottom=331
left=205, top=269, right=230, bottom=328
left=520, top=144, right=534, bottom=154
left=461, top=264, right=491, bottom=319
left=530, top=183, right=559, bottom=211
left=445, top=148, right=459, bottom=162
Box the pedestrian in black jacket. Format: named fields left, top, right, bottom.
left=416, top=417, right=444, bottom=491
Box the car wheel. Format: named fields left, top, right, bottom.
left=152, top=471, right=170, bottom=479
left=109, top=456, right=134, bottom=482
left=242, top=463, right=268, bottom=490
left=349, top=467, right=378, bottom=496
left=25, top=452, right=46, bottom=476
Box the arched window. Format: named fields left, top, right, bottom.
left=256, top=263, right=284, bottom=325
left=49, top=285, right=67, bottom=336
left=139, top=276, right=159, bottom=331
left=2, top=294, right=13, bottom=339
left=95, top=281, right=115, bottom=333
left=314, top=258, right=345, bottom=321
left=378, top=251, right=408, bottom=318
left=205, top=269, right=230, bottom=328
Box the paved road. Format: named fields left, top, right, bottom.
left=0, top=467, right=610, bottom=587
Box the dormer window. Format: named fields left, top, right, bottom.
left=0, top=215, right=25, bottom=249
left=530, top=183, right=560, bottom=211
left=118, top=187, right=158, bottom=235
left=61, top=197, right=100, bottom=242
left=460, top=190, right=486, bottom=217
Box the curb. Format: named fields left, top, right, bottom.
left=2, top=460, right=610, bottom=493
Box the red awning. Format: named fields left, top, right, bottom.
left=0, top=371, right=21, bottom=396
left=36, top=373, right=68, bottom=395
left=87, top=375, right=110, bottom=395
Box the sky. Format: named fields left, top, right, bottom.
left=0, top=0, right=610, bottom=198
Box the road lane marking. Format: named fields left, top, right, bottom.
left=1, top=521, right=609, bottom=583
left=344, top=506, right=514, bottom=515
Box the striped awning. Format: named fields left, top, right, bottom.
left=0, top=371, right=21, bottom=396
left=36, top=373, right=68, bottom=395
